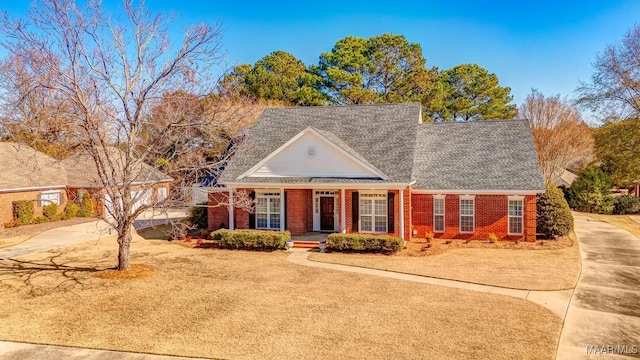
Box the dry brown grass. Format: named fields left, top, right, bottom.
left=309, top=234, right=581, bottom=291
left=94, top=264, right=156, bottom=279
left=0, top=235, right=31, bottom=249
left=0, top=235, right=561, bottom=359
left=582, top=212, right=640, bottom=239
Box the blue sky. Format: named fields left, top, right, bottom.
left=2, top=1, right=639, bottom=120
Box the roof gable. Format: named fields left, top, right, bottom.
left=240, top=127, right=387, bottom=179
left=0, top=142, right=67, bottom=191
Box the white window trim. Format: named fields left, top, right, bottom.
left=433, top=195, right=445, bottom=233
left=255, top=190, right=282, bottom=230
left=508, top=196, right=525, bottom=235
left=459, top=196, right=475, bottom=233
left=359, top=190, right=388, bottom=233
left=39, top=190, right=61, bottom=207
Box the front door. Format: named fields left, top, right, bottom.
left=320, top=197, right=334, bottom=231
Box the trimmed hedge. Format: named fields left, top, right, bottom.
left=613, top=195, right=640, bottom=215
left=43, top=203, right=58, bottom=220
left=537, top=187, right=574, bottom=238
left=12, top=200, right=34, bottom=225
left=212, top=229, right=291, bottom=250
left=326, top=233, right=403, bottom=253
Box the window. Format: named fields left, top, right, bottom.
left=433, top=196, right=445, bottom=232
left=39, top=191, right=60, bottom=207
left=256, top=192, right=281, bottom=229
left=459, top=197, right=475, bottom=233
left=157, top=187, right=168, bottom=202
left=360, top=192, right=387, bottom=233
left=508, top=197, right=524, bottom=234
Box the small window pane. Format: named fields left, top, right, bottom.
left=256, top=198, right=267, bottom=213
left=270, top=214, right=280, bottom=229
left=374, top=199, right=387, bottom=216
left=257, top=214, right=267, bottom=228
left=509, top=217, right=523, bottom=234
left=360, top=199, right=372, bottom=215
left=460, top=199, right=474, bottom=215
left=375, top=216, right=387, bottom=232
left=434, top=215, right=444, bottom=232
left=269, top=198, right=280, bottom=213
left=434, top=199, right=444, bottom=215
left=361, top=217, right=372, bottom=232
left=461, top=215, right=474, bottom=232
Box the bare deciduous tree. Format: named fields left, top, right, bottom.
left=519, top=90, right=594, bottom=186
left=0, top=0, right=251, bottom=270
left=576, top=24, right=640, bottom=120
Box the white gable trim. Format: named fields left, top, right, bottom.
left=237, top=127, right=388, bottom=180
left=411, top=189, right=542, bottom=195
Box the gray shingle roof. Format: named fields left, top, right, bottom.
left=221, top=103, right=421, bottom=183
left=0, top=142, right=67, bottom=191
left=412, top=120, right=545, bottom=191
left=220, top=103, right=545, bottom=192
left=60, top=149, right=173, bottom=188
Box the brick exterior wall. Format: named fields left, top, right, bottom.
left=207, top=191, right=229, bottom=230
left=411, top=194, right=537, bottom=242
left=285, top=189, right=312, bottom=235
left=0, top=188, right=68, bottom=225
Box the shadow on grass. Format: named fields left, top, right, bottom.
left=0, top=251, right=111, bottom=296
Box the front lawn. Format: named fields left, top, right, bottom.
left=0, top=234, right=561, bottom=359
left=308, top=234, right=581, bottom=291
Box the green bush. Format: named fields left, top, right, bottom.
left=187, top=202, right=208, bottom=229
left=77, top=192, right=95, bottom=217
left=537, top=187, right=574, bottom=238
left=326, top=233, right=403, bottom=253
left=12, top=200, right=34, bottom=225
left=43, top=203, right=58, bottom=220
left=33, top=216, right=49, bottom=224
left=64, top=203, right=79, bottom=219
left=566, top=167, right=614, bottom=214
left=212, top=229, right=290, bottom=250
left=613, top=195, right=640, bottom=215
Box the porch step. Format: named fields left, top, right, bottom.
left=293, top=241, right=319, bottom=248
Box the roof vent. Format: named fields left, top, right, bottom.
left=305, top=146, right=317, bottom=158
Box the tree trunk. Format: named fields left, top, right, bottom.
left=117, top=229, right=132, bottom=270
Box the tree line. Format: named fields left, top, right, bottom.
left=218, top=34, right=516, bottom=122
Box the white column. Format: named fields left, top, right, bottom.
left=399, top=188, right=404, bottom=240
left=228, top=187, right=234, bottom=230
left=341, top=188, right=346, bottom=233
left=280, top=189, right=285, bottom=231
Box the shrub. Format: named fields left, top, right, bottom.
left=187, top=202, right=208, bottom=229
left=77, top=192, right=95, bottom=217
left=613, top=195, right=640, bottom=215
left=12, top=200, right=34, bottom=225
left=425, top=232, right=434, bottom=243
left=326, top=233, right=403, bottom=254
left=43, top=203, right=59, bottom=220
left=3, top=219, right=22, bottom=228
left=33, top=216, right=49, bottom=224
left=488, top=233, right=499, bottom=243
left=64, top=203, right=79, bottom=219
left=213, top=229, right=290, bottom=250
left=566, top=167, right=614, bottom=213
left=537, top=187, right=574, bottom=238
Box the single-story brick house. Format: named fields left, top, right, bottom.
left=0, top=142, right=172, bottom=225
left=0, top=142, right=69, bottom=225
left=208, top=103, right=546, bottom=242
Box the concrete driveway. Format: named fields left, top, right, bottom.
left=557, top=213, right=640, bottom=359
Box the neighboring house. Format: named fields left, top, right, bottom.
left=556, top=169, right=578, bottom=189
left=59, top=149, right=173, bottom=218
left=0, top=142, right=69, bottom=225
left=208, top=103, right=545, bottom=242
left=0, top=142, right=172, bottom=226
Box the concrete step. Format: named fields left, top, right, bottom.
left=293, top=241, right=319, bottom=248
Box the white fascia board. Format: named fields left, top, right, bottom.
left=0, top=185, right=67, bottom=194
left=223, top=182, right=411, bottom=190
left=410, top=189, right=543, bottom=195
left=237, top=127, right=388, bottom=180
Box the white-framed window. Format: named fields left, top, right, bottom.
left=256, top=191, right=281, bottom=230
left=459, top=195, right=475, bottom=233
left=433, top=195, right=445, bottom=233
left=39, top=190, right=61, bottom=207
left=508, top=196, right=524, bottom=235
left=360, top=191, right=387, bottom=233
left=157, top=187, right=168, bottom=202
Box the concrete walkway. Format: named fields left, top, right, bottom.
left=557, top=213, right=640, bottom=359
left=0, top=341, right=204, bottom=360
left=0, top=220, right=112, bottom=260
left=287, top=250, right=574, bottom=318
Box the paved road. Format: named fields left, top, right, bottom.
left=557, top=213, right=640, bottom=359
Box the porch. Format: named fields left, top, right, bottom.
left=291, top=231, right=330, bottom=248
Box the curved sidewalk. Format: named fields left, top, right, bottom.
left=287, top=250, right=573, bottom=318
